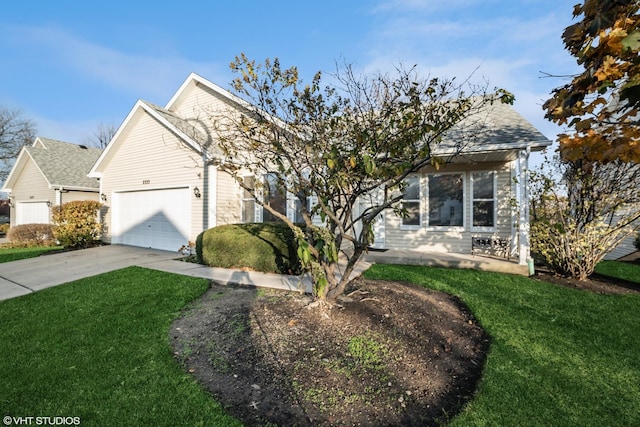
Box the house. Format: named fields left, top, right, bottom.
left=3, top=138, right=101, bottom=226
left=89, top=73, right=552, bottom=265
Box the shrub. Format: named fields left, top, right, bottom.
left=51, top=200, right=103, bottom=248
left=635, top=232, right=640, bottom=251
left=0, top=223, right=9, bottom=235
left=7, top=224, right=56, bottom=246
left=196, top=223, right=301, bottom=274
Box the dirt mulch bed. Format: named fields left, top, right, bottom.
left=170, top=265, right=639, bottom=426
left=533, top=266, right=640, bottom=295
left=171, top=279, right=488, bottom=426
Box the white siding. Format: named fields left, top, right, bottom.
left=99, top=110, right=207, bottom=245
left=216, top=171, right=242, bottom=225
left=61, top=191, right=100, bottom=204
left=9, top=158, right=55, bottom=226
left=170, top=81, right=230, bottom=122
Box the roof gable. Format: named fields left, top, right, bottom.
left=3, top=137, right=101, bottom=190
left=166, top=72, right=253, bottom=116
left=89, top=100, right=210, bottom=177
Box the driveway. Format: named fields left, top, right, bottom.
left=0, top=245, right=179, bottom=301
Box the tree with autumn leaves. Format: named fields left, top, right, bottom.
left=544, top=0, right=640, bottom=162
left=533, top=0, right=640, bottom=281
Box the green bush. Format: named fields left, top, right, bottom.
left=196, top=223, right=301, bottom=274
left=635, top=232, right=640, bottom=251
left=6, top=224, right=56, bottom=246
left=52, top=200, right=103, bottom=248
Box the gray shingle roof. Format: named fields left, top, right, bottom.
left=437, top=100, right=551, bottom=153
left=27, top=138, right=101, bottom=189
left=142, top=101, right=208, bottom=143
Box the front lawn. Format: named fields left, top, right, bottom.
left=0, top=267, right=240, bottom=427
left=595, top=260, right=640, bottom=284
left=2, top=264, right=638, bottom=426
left=365, top=265, right=640, bottom=426
left=0, top=245, right=63, bottom=263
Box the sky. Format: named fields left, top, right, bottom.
left=1, top=0, right=581, bottom=153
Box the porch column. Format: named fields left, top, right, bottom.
left=55, top=188, right=63, bottom=206
left=518, top=148, right=531, bottom=265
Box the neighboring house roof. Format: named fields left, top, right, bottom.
left=3, top=137, right=102, bottom=191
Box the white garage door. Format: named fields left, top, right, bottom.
left=16, top=201, right=50, bottom=225
left=112, top=188, right=191, bottom=251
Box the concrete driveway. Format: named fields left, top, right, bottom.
left=0, top=245, right=180, bottom=301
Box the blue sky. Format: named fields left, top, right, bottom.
left=1, top=0, right=580, bottom=149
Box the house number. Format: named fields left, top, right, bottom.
left=142, top=180, right=150, bottom=185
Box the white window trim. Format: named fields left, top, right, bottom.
left=426, top=172, right=466, bottom=231
left=400, top=174, right=423, bottom=230
left=470, top=171, right=498, bottom=233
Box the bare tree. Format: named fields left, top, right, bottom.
left=84, top=122, right=116, bottom=149
left=0, top=107, right=36, bottom=183
left=530, top=154, right=640, bottom=280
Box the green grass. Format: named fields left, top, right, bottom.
left=595, top=260, right=640, bottom=284
left=364, top=264, right=640, bottom=427
left=0, top=246, right=63, bottom=263
left=0, top=267, right=241, bottom=427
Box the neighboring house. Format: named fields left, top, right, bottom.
left=604, top=209, right=640, bottom=260
left=89, top=73, right=552, bottom=265
left=3, top=137, right=101, bottom=226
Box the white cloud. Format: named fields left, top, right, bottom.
left=11, top=25, right=228, bottom=101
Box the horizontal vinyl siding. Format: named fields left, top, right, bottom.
left=383, top=162, right=514, bottom=254
left=61, top=191, right=100, bottom=204
left=216, top=171, right=241, bottom=225
left=605, top=213, right=639, bottom=260
left=606, top=234, right=638, bottom=260
left=171, top=81, right=232, bottom=122
left=10, top=159, right=55, bottom=226
left=101, top=111, right=205, bottom=244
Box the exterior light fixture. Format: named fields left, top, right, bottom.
left=193, top=186, right=201, bottom=199
left=101, top=193, right=107, bottom=202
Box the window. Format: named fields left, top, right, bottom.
left=241, top=176, right=256, bottom=223
left=428, top=174, right=464, bottom=227
left=401, top=176, right=421, bottom=226
left=262, top=173, right=287, bottom=223
left=472, top=171, right=496, bottom=229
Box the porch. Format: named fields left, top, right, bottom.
left=362, top=248, right=530, bottom=276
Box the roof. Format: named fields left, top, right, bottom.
left=90, top=73, right=553, bottom=176
left=436, top=100, right=552, bottom=157
left=4, top=137, right=101, bottom=190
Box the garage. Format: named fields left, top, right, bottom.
left=112, top=187, right=191, bottom=251
left=16, top=201, right=50, bottom=225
